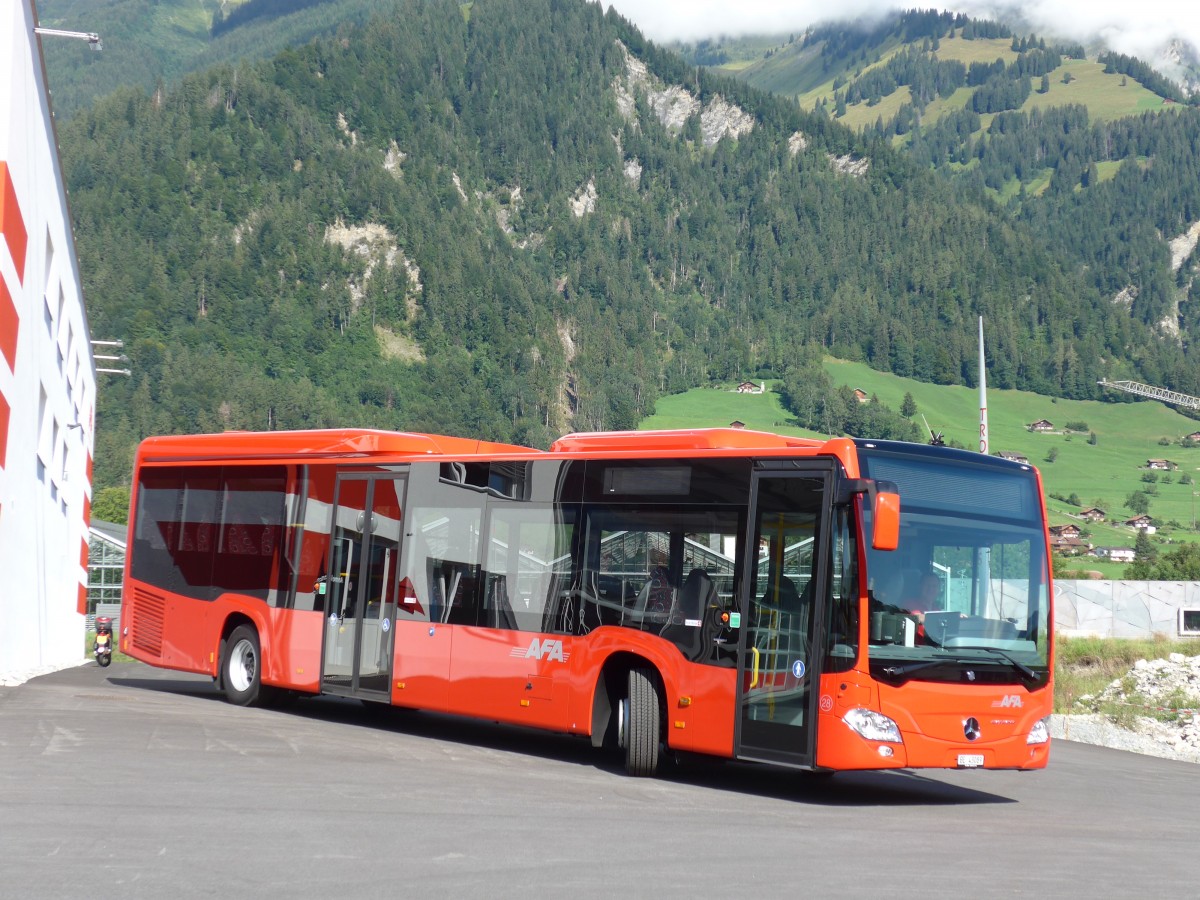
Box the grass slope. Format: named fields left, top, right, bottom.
left=824, top=56, right=1169, bottom=132
left=727, top=28, right=1173, bottom=132
left=1023, top=59, right=1170, bottom=121
left=643, top=360, right=1200, bottom=574
left=640, top=386, right=823, bottom=438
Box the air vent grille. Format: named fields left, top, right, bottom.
left=131, top=588, right=166, bottom=656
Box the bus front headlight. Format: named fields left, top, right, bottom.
left=843, top=708, right=903, bottom=743
left=1026, top=717, right=1050, bottom=745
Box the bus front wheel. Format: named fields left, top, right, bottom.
left=222, top=624, right=267, bottom=707
left=623, top=667, right=661, bottom=777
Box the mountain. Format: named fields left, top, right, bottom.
left=50, top=0, right=1195, bottom=491
left=682, top=11, right=1200, bottom=396
left=36, top=0, right=389, bottom=116
left=680, top=11, right=1197, bottom=117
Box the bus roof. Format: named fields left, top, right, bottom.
left=550, top=428, right=824, bottom=453
left=135, top=429, right=535, bottom=463
left=134, top=427, right=858, bottom=470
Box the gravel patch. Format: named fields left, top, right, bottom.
left=1055, top=652, right=1200, bottom=765
left=1051, top=714, right=1200, bottom=763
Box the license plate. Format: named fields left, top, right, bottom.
left=957, top=753, right=985, bottom=768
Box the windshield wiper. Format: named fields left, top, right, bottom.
left=879, top=649, right=1040, bottom=683
left=967, top=647, right=1039, bottom=681
left=879, top=658, right=959, bottom=679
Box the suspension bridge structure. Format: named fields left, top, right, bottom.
left=1098, top=380, right=1200, bottom=410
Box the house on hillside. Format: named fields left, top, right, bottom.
left=1125, top=515, right=1155, bottom=534
left=996, top=451, right=1029, bottom=464
left=1145, top=459, right=1177, bottom=471
left=852, top=388, right=869, bottom=404
left=1184, top=431, right=1200, bottom=443
left=1079, top=507, right=1106, bottom=523
left=1050, top=536, right=1089, bottom=556
left=736, top=381, right=764, bottom=394
left=1028, top=419, right=1054, bottom=432
left=1049, top=524, right=1082, bottom=540
left=729, top=420, right=745, bottom=429
left=1092, top=546, right=1135, bottom=563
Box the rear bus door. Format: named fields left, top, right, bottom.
left=734, top=466, right=832, bottom=768
left=321, top=471, right=407, bottom=698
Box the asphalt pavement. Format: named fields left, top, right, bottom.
left=1, top=661, right=1195, bottom=899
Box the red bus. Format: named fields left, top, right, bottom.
left=119, top=427, right=1053, bottom=775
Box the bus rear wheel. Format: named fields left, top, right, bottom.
left=222, top=624, right=268, bottom=707
left=622, top=667, right=661, bottom=777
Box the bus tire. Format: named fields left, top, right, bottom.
left=222, top=624, right=268, bottom=707
left=624, top=667, right=661, bottom=777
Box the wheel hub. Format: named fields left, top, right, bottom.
left=229, top=640, right=256, bottom=693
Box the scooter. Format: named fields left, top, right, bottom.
left=94, top=615, right=113, bottom=668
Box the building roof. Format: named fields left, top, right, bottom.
left=996, top=451, right=1028, bottom=462
left=89, top=519, right=127, bottom=549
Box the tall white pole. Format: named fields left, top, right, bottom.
left=978, top=316, right=989, bottom=455
left=976, top=316, right=991, bottom=615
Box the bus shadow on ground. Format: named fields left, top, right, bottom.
left=270, top=690, right=1020, bottom=807
left=667, top=756, right=1017, bottom=807
left=104, top=672, right=1015, bottom=807
left=107, top=674, right=225, bottom=700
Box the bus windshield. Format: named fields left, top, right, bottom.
left=857, top=443, right=1051, bottom=687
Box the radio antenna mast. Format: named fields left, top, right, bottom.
left=921, top=414, right=944, bottom=446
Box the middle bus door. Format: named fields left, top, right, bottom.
left=734, top=467, right=832, bottom=768
left=322, top=472, right=407, bottom=698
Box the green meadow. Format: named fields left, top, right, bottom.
left=1022, top=59, right=1169, bottom=121
left=811, top=34, right=1169, bottom=133
left=642, top=360, right=1200, bottom=574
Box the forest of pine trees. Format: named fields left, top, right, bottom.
left=45, top=0, right=1200, bottom=489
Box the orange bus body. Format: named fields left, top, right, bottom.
left=120, top=427, right=1054, bottom=776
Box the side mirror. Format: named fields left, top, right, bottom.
left=872, top=488, right=900, bottom=551
left=840, top=477, right=901, bottom=551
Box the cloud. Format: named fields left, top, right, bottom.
left=958, top=2, right=1200, bottom=65
left=605, top=1, right=1200, bottom=65
left=604, top=0, right=895, bottom=43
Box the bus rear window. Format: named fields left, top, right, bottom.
left=132, top=466, right=292, bottom=604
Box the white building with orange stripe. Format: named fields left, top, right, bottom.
left=1, top=0, right=96, bottom=679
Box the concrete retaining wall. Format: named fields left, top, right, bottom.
left=1055, top=580, right=1200, bottom=639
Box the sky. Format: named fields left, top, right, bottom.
left=603, top=1, right=1200, bottom=71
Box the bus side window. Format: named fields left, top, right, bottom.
left=293, top=468, right=335, bottom=613
left=425, top=557, right=474, bottom=624
left=216, top=468, right=289, bottom=606
left=484, top=506, right=576, bottom=632
left=403, top=471, right=486, bottom=627
left=131, top=467, right=221, bottom=602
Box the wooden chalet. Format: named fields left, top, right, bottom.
left=1049, top=524, right=1082, bottom=539
left=1125, top=515, right=1156, bottom=533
